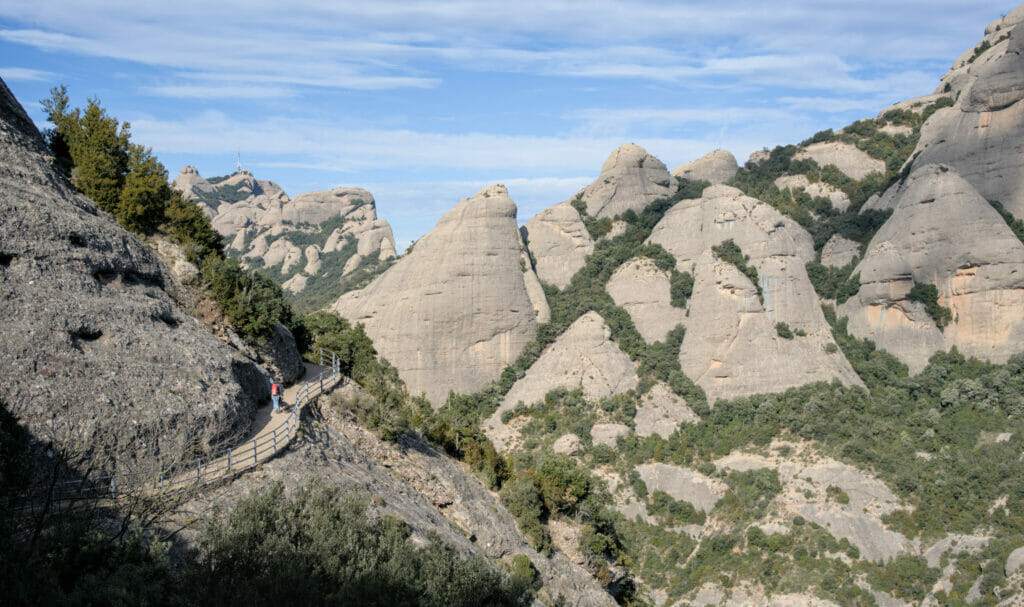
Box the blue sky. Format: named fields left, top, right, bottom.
left=0, top=1, right=1012, bottom=248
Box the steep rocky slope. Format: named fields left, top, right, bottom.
left=0, top=79, right=267, bottom=474
left=333, top=184, right=545, bottom=405
left=180, top=391, right=616, bottom=607
left=521, top=201, right=594, bottom=289
left=172, top=166, right=397, bottom=309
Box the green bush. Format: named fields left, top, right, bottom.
left=906, top=283, right=952, bottom=330
left=201, top=255, right=294, bottom=342
left=712, top=239, right=761, bottom=300
left=189, top=482, right=532, bottom=606
left=669, top=271, right=694, bottom=308
left=775, top=322, right=794, bottom=339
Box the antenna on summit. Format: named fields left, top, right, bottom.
left=236, top=151, right=242, bottom=172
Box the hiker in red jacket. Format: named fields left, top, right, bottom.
left=271, top=381, right=281, bottom=413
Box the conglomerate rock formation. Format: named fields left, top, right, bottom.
left=333, top=184, right=544, bottom=405
left=0, top=78, right=268, bottom=475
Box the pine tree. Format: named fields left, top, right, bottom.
left=119, top=143, right=169, bottom=232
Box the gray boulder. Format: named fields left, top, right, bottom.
left=333, top=184, right=541, bottom=406
left=820, top=234, right=860, bottom=269
left=1007, top=546, right=1024, bottom=576
left=579, top=144, right=677, bottom=219
left=671, top=149, right=738, bottom=184
left=840, top=165, right=1024, bottom=372
left=0, top=77, right=267, bottom=475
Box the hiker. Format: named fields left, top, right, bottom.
left=271, top=381, right=281, bottom=413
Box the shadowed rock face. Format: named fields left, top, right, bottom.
left=0, top=78, right=267, bottom=475
left=840, top=165, right=1024, bottom=372
left=332, top=184, right=543, bottom=406
left=648, top=185, right=862, bottom=404
left=580, top=143, right=678, bottom=219
left=672, top=149, right=738, bottom=184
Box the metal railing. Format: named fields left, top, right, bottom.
left=28, top=348, right=343, bottom=507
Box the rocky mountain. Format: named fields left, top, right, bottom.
left=7, top=4, right=1024, bottom=606
left=320, top=6, right=1024, bottom=605
left=647, top=184, right=862, bottom=403
left=172, top=166, right=398, bottom=310
left=333, top=184, right=546, bottom=405
left=0, top=79, right=268, bottom=475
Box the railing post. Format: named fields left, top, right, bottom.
left=197, top=459, right=202, bottom=481
left=227, top=450, right=232, bottom=472
left=253, top=440, right=258, bottom=465
left=319, top=348, right=324, bottom=366
left=273, top=431, right=277, bottom=454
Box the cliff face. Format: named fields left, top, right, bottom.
left=0, top=78, right=267, bottom=474
left=840, top=165, right=1024, bottom=372
left=916, top=8, right=1024, bottom=219
left=333, top=184, right=545, bottom=406
left=648, top=185, right=862, bottom=404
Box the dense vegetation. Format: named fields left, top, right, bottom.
left=42, top=86, right=292, bottom=343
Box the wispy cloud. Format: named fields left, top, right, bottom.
left=140, top=85, right=298, bottom=99
left=0, top=1, right=1005, bottom=100
left=132, top=110, right=762, bottom=175
left=0, top=66, right=54, bottom=81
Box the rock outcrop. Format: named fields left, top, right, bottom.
left=521, top=201, right=594, bottom=288
left=605, top=257, right=687, bottom=343
left=793, top=141, right=886, bottom=181
left=633, top=383, right=699, bottom=439
left=911, top=20, right=1024, bottom=220
left=333, top=185, right=543, bottom=405
left=820, top=234, right=860, bottom=268
left=774, top=174, right=851, bottom=212
left=578, top=144, right=678, bottom=219
left=648, top=185, right=862, bottom=404
left=636, top=463, right=726, bottom=513
left=672, top=149, right=739, bottom=184
left=839, top=165, right=1024, bottom=372
left=0, top=77, right=267, bottom=475
left=172, top=166, right=398, bottom=305
left=254, top=323, right=305, bottom=384
left=484, top=311, right=638, bottom=450
left=715, top=443, right=913, bottom=563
